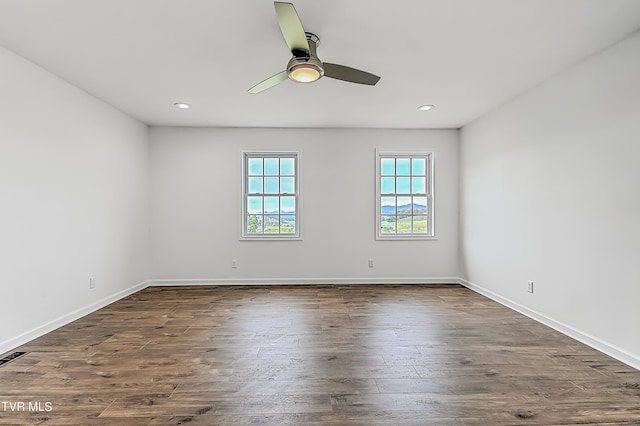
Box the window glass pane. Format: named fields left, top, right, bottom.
left=381, top=158, right=395, bottom=175
left=247, top=215, right=263, bottom=234
left=413, top=216, right=428, bottom=234
left=397, top=215, right=412, bottom=233
left=413, top=197, right=427, bottom=214
left=380, top=216, right=396, bottom=233
left=280, top=177, right=294, bottom=194
left=280, top=215, right=295, bottom=233
left=381, top=197, right=396, bottom=215
left=377, top=153, right=432, bottom=238
left=411, top=177, right=426, bottom=194
left=264, top=158, right=279, bottom=175
left=247, top=196, right=263, bottom=214
left=280, top=158, right=295, bottom=175
left=412, top=158, right=426, bottom=175
left=397, top=158, right=411, bottom=175
left=397, top=197, right=412, bottom=213
left=280, top=196, right=295, bottom=214
left=248, top=158, right=263, bottom=175
left=244, top=153, right=298, bottom=238
left=264, top=215, right=279, bottom=233
left=264, top=196, right=279, bottom=214
left=381, top=177, right=395, bottom=194
left=264, top=177, right=279, bottom=194
left=248, top=177, right=263, bottom=194
left=397, top=177, right=411, bottom=194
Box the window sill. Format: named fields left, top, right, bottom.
left=376, top=235, right=438, bottom=241
left=240, top=235, right=303, bottom=241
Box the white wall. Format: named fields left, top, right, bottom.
left=460, top=31, right=640, bottom=366
left=149, top=127, right=459, bottom=283
left=0, top=46, right=149, bottom=353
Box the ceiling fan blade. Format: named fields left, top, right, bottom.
left=274, top=2, right=310, bottom=55
left=248, top=71, right=289, bottom=94
left=323, top=63, right=381, bottom=86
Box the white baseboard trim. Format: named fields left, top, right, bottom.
left=0, top=280, right=149, bottom=357
left=147, top=277, right=462, bottom=286
left=459, top=278, right=640, bottom=371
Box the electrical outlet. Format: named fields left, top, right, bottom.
left=231, top=259, right=237, bottom=269
left=89, top=277, right=95, bottom=289
left=368, top=259, right=374, bottom=268
left=527, top=281, right=534, bottom=293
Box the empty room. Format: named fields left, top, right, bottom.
left=1, top=0, right=640, bottom=424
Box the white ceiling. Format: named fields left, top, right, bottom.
left=1, top=0, right=640, bottom=129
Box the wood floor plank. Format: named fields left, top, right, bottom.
left=1, top=284, right=639, bottom=424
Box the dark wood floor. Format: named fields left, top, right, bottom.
left=1, top=284, right=639, bottom=425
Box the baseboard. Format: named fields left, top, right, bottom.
left=458, top=278, right=640, bottom=371
left=147, top=277, right=462, bottom=286
left=0, top=280, right=149, bottom=356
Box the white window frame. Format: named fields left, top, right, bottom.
left=241, top=151, right=302, bottom=240
left=375, top=150, right=435, bottom=240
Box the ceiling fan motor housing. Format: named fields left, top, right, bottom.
left=287, top=32, right=323, bottom=83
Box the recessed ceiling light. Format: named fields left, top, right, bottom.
left=418, top=104, right=434, bottom=111
left=174, top=102, right=191, bottom=109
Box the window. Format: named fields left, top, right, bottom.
left=376, top=151, right=434, bottom=239
left=242, top=152, right=300, bottom=238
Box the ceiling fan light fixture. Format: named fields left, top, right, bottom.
left=288, top=63, right=323, bottom=83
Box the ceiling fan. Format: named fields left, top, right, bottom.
left=248, top=2, right=381, bottom=94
